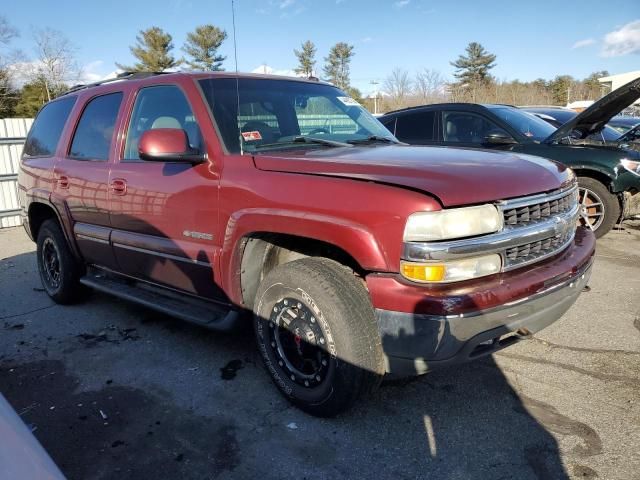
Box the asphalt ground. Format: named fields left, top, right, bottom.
left=0, top=222, right=639, bottom=480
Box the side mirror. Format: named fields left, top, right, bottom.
left=484, top=130, right=517, bottom=146
left=138, top=128, right=206, bottom=163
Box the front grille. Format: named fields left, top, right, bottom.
left=503, top=229, right=574, bottom=269
left=502, top=188, right=578, bottom=228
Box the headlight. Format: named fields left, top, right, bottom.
left=403, top=204, right=502, bottom=242
left=401, top=254, right=502, bottom=283
left=621, top=159, right=640, bottom=176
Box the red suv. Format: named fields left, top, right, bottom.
left=18, top=72, right=595, bottom=416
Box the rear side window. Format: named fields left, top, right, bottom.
left=395, top=111, right=436, bottom=143
left=23, top=96, right=76, bottom=157
left=69, top=92, right=123, bottom=160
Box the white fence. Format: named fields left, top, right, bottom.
left=0, top=119, right=33, bottom=228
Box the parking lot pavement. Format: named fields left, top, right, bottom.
left=0, top=224, right=639, bottom=480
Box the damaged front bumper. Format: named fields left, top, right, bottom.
left=370, top=227, right=596, bottom=376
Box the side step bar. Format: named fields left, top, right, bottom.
left=80, top=273, right=240, bottom=332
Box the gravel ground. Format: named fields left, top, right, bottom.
left=0, top=222, right=639, bottom=480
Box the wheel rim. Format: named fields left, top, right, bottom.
left=41, top=237, right=61, bottom=289
left=578, top=187, right=605, bottom=231
left=267, top=297, right=331, bottom=389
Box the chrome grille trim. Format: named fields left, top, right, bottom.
left=499, top=185, right=579, bottom=229
left=502, top=229, right=575, bottom=271
left=402, top=183, right=581, bottom=272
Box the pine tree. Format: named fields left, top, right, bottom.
left=14, top=77, right=62, bottom=117
left=450, top=42, right=496, bottom=85
left=117, top=27, right=181, bottom=72
left=294, top=40, right=316, bottom=77
left=323, top=42, right=354, bottom=90
left=549, top=75, right=574, bottom=105
left=183, top=24, right=227, bottom=71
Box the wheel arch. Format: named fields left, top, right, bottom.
left=573, top=167, right=615, bottom=191
left=27, top=199, right=81, bottom=259
left=221, top=208, right=391, bottom=307
left=574, top=168, right=625, bottom=219
left=28, top=202, right=61, bottom=240
left=238, top=233, right=368, bottom=310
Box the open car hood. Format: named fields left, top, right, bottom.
left=544, top=77, right=640, bottom=144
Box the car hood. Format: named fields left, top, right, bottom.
left=544, top=77, right=640, bottom=144
left=253, top=145, right=573, bottom=207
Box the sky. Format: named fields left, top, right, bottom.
left=3, top=0, right=640, bottom=94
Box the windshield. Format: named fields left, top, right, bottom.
left=487, top=106, right=556, bottom=141
left=525, top=109, right=621, bottom=141
left=198, top=78, right=396, bottom=154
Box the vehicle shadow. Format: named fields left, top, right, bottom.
left=0, top=239, right=569, bottom=479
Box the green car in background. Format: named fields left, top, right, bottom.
left=380, top=78, right=640, bottom=237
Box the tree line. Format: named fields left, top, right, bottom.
left=377, top=42, right=610, bottom=112
left=0, top=15, right=613, bottom=118
left=0, top=18, right=227, bottom=117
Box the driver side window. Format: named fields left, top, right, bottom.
left=442, top=111, right=503, bottom=144
left=124, top=85, right=202, bottom=161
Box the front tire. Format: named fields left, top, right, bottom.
left=577, top=177, right=620, bottom=238
left=253, top=258, right=385, bottom=417
left=36, top=219, right=85, bottom=304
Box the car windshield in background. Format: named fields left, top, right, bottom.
left=198, top=78, right=397, bottom=154
left=486, top=106, right=556, bottom=141
left=525, top=108, right=622, bottom=142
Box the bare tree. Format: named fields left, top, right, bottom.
left=32, top=28, right=79, bottom=101
left=414, top=68, right=445, bottom=104
left=0, top=16, right=17, bottom=46
left=383, top=68, right=412, bottom=110
left=0, top=16, right=19, bottom=115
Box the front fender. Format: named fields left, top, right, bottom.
left=220, top=208, right=389, bottom=304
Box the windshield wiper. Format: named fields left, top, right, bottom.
left=292, top=136, right=354, bottom=148
left=347, top=135, right=405, bottom=145
left=250, top=136, right=354, bottom=151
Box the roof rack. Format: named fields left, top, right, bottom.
left=62, top=71, right=171, bottom=96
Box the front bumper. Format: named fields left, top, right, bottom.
left=371, top=227, right=595, bottom=376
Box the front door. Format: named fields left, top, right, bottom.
left=439, top=110, right=508, bottom=148
left=53, top=91, right=124, bottom=270
left=108, top=84, right=223, bottom=300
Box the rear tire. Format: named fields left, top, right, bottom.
left=36, top=219, right=86, bottom=304
left=577, top=177, right=620, bottom=238
left=253, top=257, right=385, bottom=417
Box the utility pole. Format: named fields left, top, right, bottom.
left=370, top=80, right=379, bottom=114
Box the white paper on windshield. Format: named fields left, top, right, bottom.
left=337, top=96, right=360, bottom=106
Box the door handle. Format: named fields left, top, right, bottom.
left=110, top=178, right=127, bottom=196
left=57, top=175, right=69, bottom=189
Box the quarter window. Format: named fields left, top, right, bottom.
left=69, top=92, right=123, bottom=160
left=124, top=85, right=202, bottom=161
left=23, top=96, right=76, bottom=157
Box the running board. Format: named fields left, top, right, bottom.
left=80, top=273, right=240, bottom=332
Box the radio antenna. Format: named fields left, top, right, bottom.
left=231, top=0, right=243, bottom=155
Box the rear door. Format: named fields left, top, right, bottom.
left=52, top=91, right=124, bottom=269
left=108, top=83, right=224, bottom=300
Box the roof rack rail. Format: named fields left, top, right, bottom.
left=61, top=71, right=171, bottom=96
